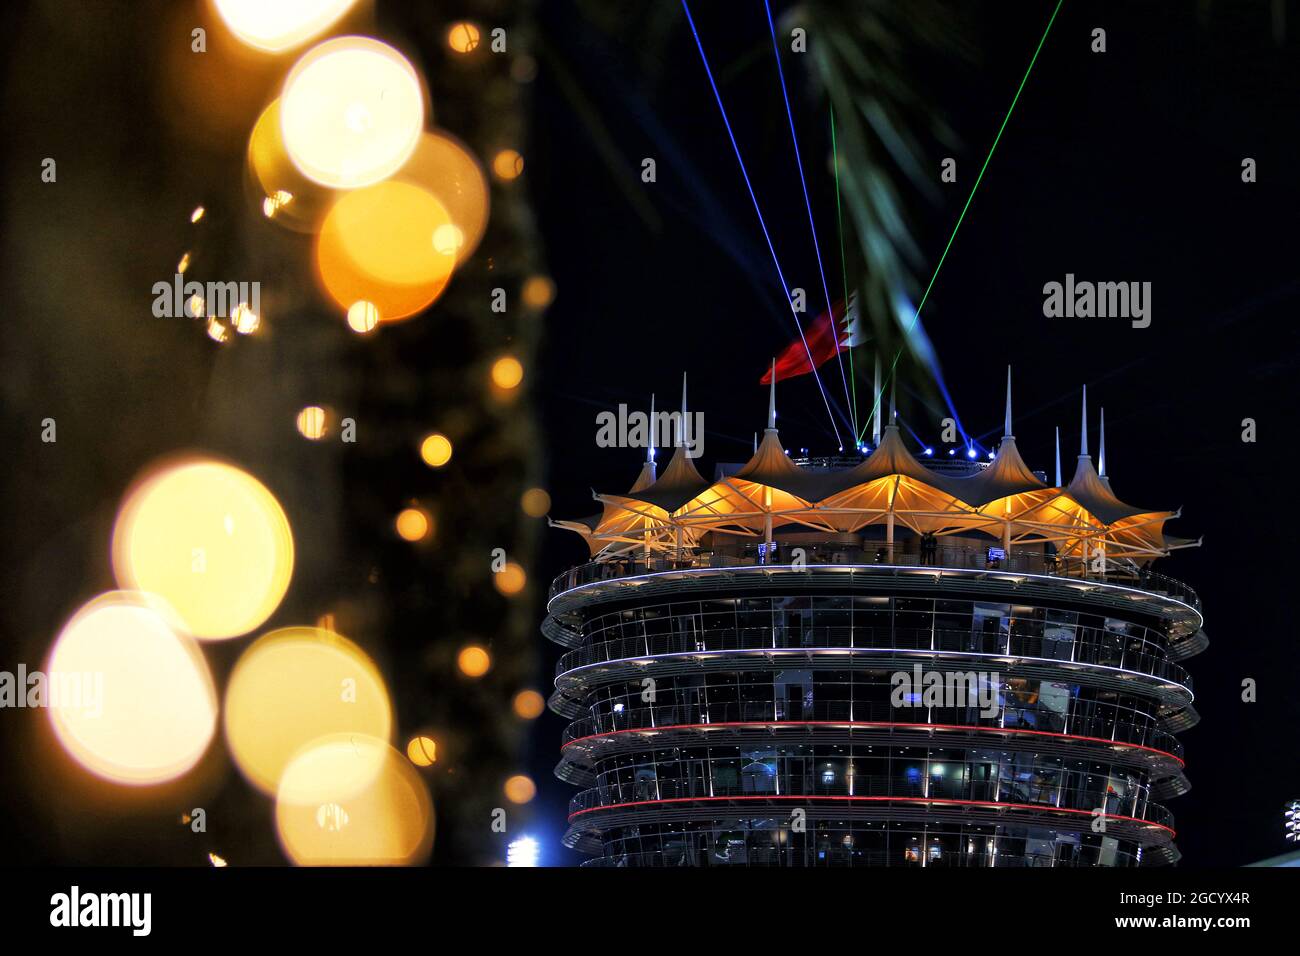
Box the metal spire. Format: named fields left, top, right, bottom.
left=1079, top=384, right=1089, bottom=457
left=872, top=353, right=882, bottom=443
left=1003, top=365, right=1013, bottom=439
left=677, top=372, right=688, bottom=447
left=647, top=393, right=655, bottom=463
left=1099, top=407, right=1107, bottom=477
left=767, top=359, right=776, bottom=429
left=1054, top=427, right=1062, bottom=486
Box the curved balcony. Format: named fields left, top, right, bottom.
left=550, top=545, right=1201, bottom=613
left=559, top=700, right=1185, bottom=766
left=566, top=778, right=1176, bottom=840
left=554, top=625, right=1192, bottom=694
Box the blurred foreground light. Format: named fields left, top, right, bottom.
left=191, top=206, right=206, bottom=223
left=225, top=626, right=393, bottom=794
left=397, top=132, right=490, bottom=264
left=491, top=149, right=524, bottom=181
left=231, top=302, right=260, bottom=335
left=491, top=356, right=523, bottom=390
left=457, top=645, right=491, bottom=678
left=47, top=592, right=217, bottom=786
left=296, top=405, right=328, bottom=440
left=281, top=37, right=424, bottom=189
left=248, top=99, right=337, bottom=233
left=346, top=299, right=380, bottom=333
left=520, top=487, right=551, bottom=517
left=493, top=562, right=526, bottom=596
left=406, top=735, right=437, bottom=767
left=213, top=0, right=358, bottom=54
left=521, top=275, right=556, bottom=310
left=316, top=180, right=456, bottom=322
left=112, top=458, right=294, bottom=640
left=504, top=774, right=536, bottom=804
left=447, top=22, right=481, bottom=54
left=507, top=836, right=539, bottom=867
left=419, top=433, right=452, bottom=468
left=395, top=507, right=432, bottom=542
left=512, top=689, right=545, bottom=720
left=276, top=734, right=434, bottom=865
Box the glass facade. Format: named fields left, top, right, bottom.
left=549, top=571, right=1193, bottom=867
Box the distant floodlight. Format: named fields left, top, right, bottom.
left=508, top=836, right=540, bottom=867
left=966, top=447, right=977, bottom=459
left=923, top=447, right=933, bottom=456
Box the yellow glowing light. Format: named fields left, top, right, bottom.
left=262, top=189, right=294, bottom=218
left=248, top=99, right=336, bottom=234
left=447, top=22, right=481, bottom=54
left=276, top=734, right=434, bottom=866
left=177, top=252, right=191, bottom=274
left=316, top=180, right=457, bottom=323
left=520, top=488, right=551, bottom=517
left=512, top=690, right=545, bottom=720
left=112, top=458, right=294, bottom=640
left=398, top=132, right=490, bottom=264
left=231, top=302, right=260, bottom=334
left=521, top=275, right=556, bottom=310
left=491, top=356, right=523, bottom=390
left=188, top=294, right=205, bottom=318
left=494, top=562, right=526, bottom=596
left=432, top=222, right=464, bottom=257
left=395, top=507, right=432, bottom=542
left=213, top=0, right=358, bottom=54
left=191, top=205, right=206, bottom=223
left=419, top=433, right=452, bottom=468
left=492, top=149, right=524, bottom=181
left=206, top=318, right=228, bottom=342
left=504, top=775, right=536, bottom=804
left=346, top=300, right=380, bottom=332
left=457, top=645, right=491, bottom=678
left=209, top=852, right=228, bottom=867
left=281, top=37, right=424, bottom=189
left=296, top=405, right=328, bottom=439
left=47, top=592, right=217, bottom=786
left=406, top=735, right=437, bottom=767
left=224, top=627, right=393, bottom=794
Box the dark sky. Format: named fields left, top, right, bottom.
left=525, top=0, right=1300, bottom=867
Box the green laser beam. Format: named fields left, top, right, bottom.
left=830, top=105, right=859, bottom=440
left=857, top=0, right=1065, bottom=443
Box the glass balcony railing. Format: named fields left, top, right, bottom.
left=549, top=545, right=1201, bottom=612
left=554, top=624, right=1193, bottom=692
left=560, top=700, right=1185, bottom=761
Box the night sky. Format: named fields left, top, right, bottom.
left=525, top=0, right=1300, bottom=867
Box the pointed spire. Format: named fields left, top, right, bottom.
left=1099, top=407, right=1107, bottom=477
left=767, top=359, right=776, bottom=430
left=753, top=432, right=757, bottom=454
left=1054, top=427, right=1062, bottom=486
left=647, top=393, right=656, bottom=463
left=1079, top=384, right=1089, bottom=458
left=1003, top=366, right=1013, bottom=439
left=889, top=377, right=896, bottom=424
left=676, top=372, right=688, bottom=447
left=872, top=353, right=882, bottom=443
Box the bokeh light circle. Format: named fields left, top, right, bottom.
left=47, top=592, right=218, bottom=786
left=406, top=735, right=437, bottom=767
left=397, top=132, right=490, bottom=264
left=112, top=458, right=294, bottom=640
left=316, top=180, right=456, bottom=322
left=457, top=645, right=491, bottom=678
left=213, top=0, right=358, bottom=53
left=276, top=734, right=434, bottom=865
left=281, top=37, right=424, bottom=189
left=419, top=433, right=452, bottom=468
left=224, top=627, right=393, bottom=794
